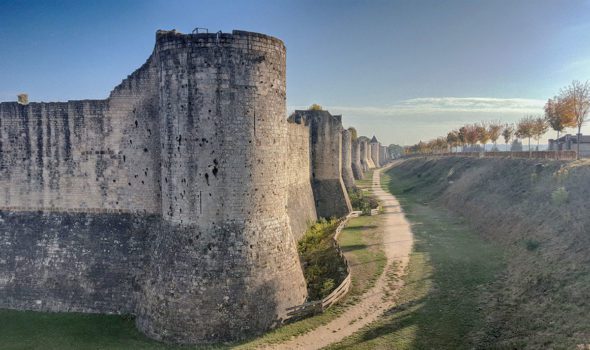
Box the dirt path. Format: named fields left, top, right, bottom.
left=264, top=163, right=414, bottom=350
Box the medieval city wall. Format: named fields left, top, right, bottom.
left=351, top=139, right=364, bottom=180
left=340, top=129, right=355, bottom=191
left=0, top=29, right=377, bottom=345
left=286, top=120, right=317, bottom=241
left=370, top=141, right=381, bottom=168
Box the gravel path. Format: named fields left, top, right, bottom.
left=264, top=163, right=414, bottom=350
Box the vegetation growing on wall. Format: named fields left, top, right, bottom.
left=298, top=219, right=348, bottom=300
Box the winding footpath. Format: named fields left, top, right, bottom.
left=266, top=163, right=414, bottom=349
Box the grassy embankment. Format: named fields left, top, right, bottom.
left=333, top=157, right=590, bottom=349
left=328, top=164, right=505, bottom=349
left=0, top=171, right=386, bottom=350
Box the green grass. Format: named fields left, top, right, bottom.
left=327, top=168, right=506, bottom=349
left=0, top=310, right=199, bottom=350
left=356, top=169, right=374, bottom=189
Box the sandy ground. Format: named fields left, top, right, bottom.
left=264, top=163, right=414, bottom=350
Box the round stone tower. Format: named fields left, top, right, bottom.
left=351, top=138, right=364, bottom=180
left=341, top=129, right=355, bottom=190
left=136, top=30, right=307, bottom=344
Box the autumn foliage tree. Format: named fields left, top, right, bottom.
left=476, top=123, right=490, bottom=151
left=559, top=80, right=590, bottom=159
left=502, top=124, right=515, bottom=150
left=516, top=116, right=536, bottom=156
left=487, top=121, right=503, bottom=150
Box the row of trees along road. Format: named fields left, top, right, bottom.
left=406, top=80, right=590, bottom=159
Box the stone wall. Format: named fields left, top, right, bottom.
left=351, top=139, right=364, bottom=180
left=0, top=211, right=155, bottom=314
left=340, top=129, right=355, bottom=191
left=0, top=30, right=308, bottom=345
left=290, top=110, right=351, bottom=219
left=370, top=137, right=381, bottom=168
left=359, top=137, right=374, bottom=170
left=286, top=120, right=317, bottom=241
left=0, top=57, right=160, bottom=214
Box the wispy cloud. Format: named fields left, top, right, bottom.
left=289, top=97, right=545, bottom=116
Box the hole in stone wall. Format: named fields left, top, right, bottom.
left=135, top=120, right=138, bottom=127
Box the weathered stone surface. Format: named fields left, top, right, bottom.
left=286, top=119, right=317, bottom=241
left=340, top=129, right=355, bottom=191
left=359, top=137, right=374, bottom=170
left=290, top=110, right=351, bottom=219
left=0, top=29, right=308, bottom=344
left=370, top=136, right=381, bottom=168
left=351, top=138, right=364, bottom=180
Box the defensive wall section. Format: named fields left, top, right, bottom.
left=370, top=136, right=381, bottom=168
left=340, top=129, right=355, bottom=191
left=289, top=110, right=352, bottom=219
left=0, top=29, right=386, bottom=344
left=0, top=29, right=309, bottom=344
left=351, top=138, right=364, bottom=180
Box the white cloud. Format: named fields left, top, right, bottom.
left=289, top=97, right=545, bottom=116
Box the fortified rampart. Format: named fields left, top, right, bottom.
left=351, top=138, right=364, bottom=180
left=370, top=136, right=381, bottom=168
left=289, top=110, right=352, bottom=219
left=0, top=29, right=383, bottom=344
left=340, top=129, right=355, bottom=191
left=359, top=137, right=373, bottom=170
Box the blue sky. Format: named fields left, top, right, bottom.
left=2, top=0, right=590, bottom=145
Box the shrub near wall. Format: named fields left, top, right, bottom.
left=298, top=219, right=348, bottom=300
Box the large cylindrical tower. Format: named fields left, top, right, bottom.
left=137, top=30, right=307, bottom=344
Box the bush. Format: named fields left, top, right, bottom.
left=525, top=239, right=540, bottom=251
left=551, top=187, right=569, bottom=205
left=298, top=219, right=347, bottom=300
left=349, top=188, right=379, bottom=215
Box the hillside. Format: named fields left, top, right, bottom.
left=387, top=157, right=590, bottom=348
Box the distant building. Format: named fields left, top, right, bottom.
left=548, top=134, right=590, bottom=157
left=510, top=139, right=523, bottom=152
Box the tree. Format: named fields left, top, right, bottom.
left=476, top=122, right=490, bottom=152
left=388, top=144, right=404, bottom=158
left=347, top=127, right=358, bottom=141
left=559, top=80, right=590, bottom=159
left=458, top=126, right=467, bottom=151
left=546, top=97, right=576, bottom=159
left=446, top=130, right=459, bottom=153
left=516, top=116, right=536, bottom=157
left=502, top=124, right=514, bottom=151
left=308, top=103, right=323, bottom=111
left=464, top=124, right=480, bottom=150
left=487, top=121, right=503, bottom=151
left=532, top=117, right=548, bottom=150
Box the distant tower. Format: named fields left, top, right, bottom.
left=370, top=136, right=381, bottom=168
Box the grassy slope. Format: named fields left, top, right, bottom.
left=327, top=164, right=505, bottom=349
left=334, top=157, right=590, bottom=349
left=394, top=157, right=590, bottom=348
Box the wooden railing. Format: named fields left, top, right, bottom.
left=284, top=211, right=361, bottom=322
